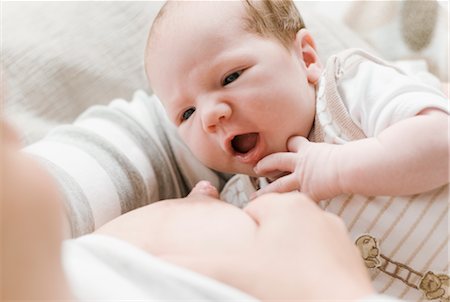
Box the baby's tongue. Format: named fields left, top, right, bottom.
left=232, top=133, right=258, bottom=154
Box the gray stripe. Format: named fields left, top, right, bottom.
left=33, top=156, right=94, bottom=237
left=140, top=100, right=189, bottom=197
left=81, top=106, right=182, bottom=200
left=151, top=109, right=190, bottom=197
left=48, top=125, right=148, bottom=214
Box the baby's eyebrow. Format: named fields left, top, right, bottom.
left=213, top=51, right=250, bottom=70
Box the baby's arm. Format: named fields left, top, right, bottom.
left=254, top=109, right=448, bottom=201
left=337, top=108, right=448, bottom=197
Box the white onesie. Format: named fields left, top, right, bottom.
left=220, top=49, right=449, bottom=302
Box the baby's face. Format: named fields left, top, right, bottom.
left=147, top=2, right=319, bottom=176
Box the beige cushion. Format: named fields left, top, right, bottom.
left=3, top=2, right=162, bottom=143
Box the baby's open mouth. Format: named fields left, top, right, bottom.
left=231, top=133, right=258, bottom=154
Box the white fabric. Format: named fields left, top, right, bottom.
left=63, top=234, right=403, bottom=302
left=63, top=234, right=257, bottom=301
left=336, top=60, right=448, bottom=137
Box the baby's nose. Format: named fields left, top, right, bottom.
left=201, top=102, right=232, bottom=132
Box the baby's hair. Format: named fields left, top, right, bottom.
left=147, top=0, right=305, bottom=51
left=242, top=0, right=306, bottom=49
left=144, top=0, right=305, bottom=80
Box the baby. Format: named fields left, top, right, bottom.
left=146, top=0, right=448, bottom=200
left=144, top=1, right=449, bottom=301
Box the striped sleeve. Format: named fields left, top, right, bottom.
left=24, top=90, right=228, bottom=237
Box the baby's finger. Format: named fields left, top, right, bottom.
left=188, top=181, right=219, bottom=198
left=251, top=174, right=298, bottom=199
left=254, top=152, right=297, bottom=176
left=287, top=136, right=309, bottom=152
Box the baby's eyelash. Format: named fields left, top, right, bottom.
left=181, top=107, right=196, bottom=122
left=222, top=70, right=243, bottom=86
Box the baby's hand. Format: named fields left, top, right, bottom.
left=253, top=136, right=343, bottom=202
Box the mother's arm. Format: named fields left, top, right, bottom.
left=23, top=91, right=228, bottom=237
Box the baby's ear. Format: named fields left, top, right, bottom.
left=294, top=29, right=322, bottom=84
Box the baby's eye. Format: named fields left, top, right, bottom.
left=181, top=107, right=196, bottom=121
left=223, top=70, right=242, bottom=86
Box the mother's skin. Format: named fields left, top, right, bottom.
left=97, top=182, right=374, bottom=301
left=2, top=120, right=373, bottom=300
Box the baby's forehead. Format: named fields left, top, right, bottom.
left=152, top=1, right=248, bottom=36
left=146, top=1, right=250, bottom=74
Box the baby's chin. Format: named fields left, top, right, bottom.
left=209, top=164, right=257, bottom=178
left=240, top=167, right=258, bottom=177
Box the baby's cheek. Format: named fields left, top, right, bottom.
left=180, top=129, right=210, bottom=158
left=190, top=142, right=224, bottom=170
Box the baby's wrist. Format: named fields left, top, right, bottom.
left=332, top=145, right=353, bottom=196
left=334, top=141, right=371, bottom=196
